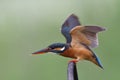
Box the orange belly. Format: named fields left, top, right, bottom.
left=60, top=47, right=93, bottom=60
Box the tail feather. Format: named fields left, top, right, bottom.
left=92, top=53, right=104, bottom=69
left=81, top=43, right=103, bottom=69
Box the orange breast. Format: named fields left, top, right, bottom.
left=60, top=47, right=93, bottom=60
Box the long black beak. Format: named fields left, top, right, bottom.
left=32, top=48, right=50, bottom=55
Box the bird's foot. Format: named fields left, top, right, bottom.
left=69, top=59, right=79, bottom=63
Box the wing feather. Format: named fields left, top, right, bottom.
left=61, top=14, right=81, bottom=43
left=70, top=26, right=106, bottom=48
left=61, top=14, right=106, bottom=48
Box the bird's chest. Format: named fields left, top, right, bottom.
left=60, top=47, right=92, bottom=59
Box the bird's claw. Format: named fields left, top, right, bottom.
left=69, top=59, right=79, bottom=63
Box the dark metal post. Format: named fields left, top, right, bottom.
left=67, top=62, right=78, bottom=80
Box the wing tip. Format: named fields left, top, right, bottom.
left=85, top=25, right=107, bottom=33
left=62, top=14, right=80, bottom=27
left=98, top=26, right=106, bottom=31
left=69, top=14, right=79, bottom=20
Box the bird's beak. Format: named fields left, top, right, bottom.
left=32, top=48, right=50, bottom=55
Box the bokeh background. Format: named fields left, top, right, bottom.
left=0, top=0, right=120, bottom=80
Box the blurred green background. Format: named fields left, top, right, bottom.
left=0, top=0, right=120, bottom=80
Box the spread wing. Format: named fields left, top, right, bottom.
left=70, top=26, right=106, bottom=48
left=61, top=14, right=106, bottom=48
left=61, top=14, right=81, bottom=43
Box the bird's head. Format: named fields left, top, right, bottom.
left=32, top=43, right=69, bottom=55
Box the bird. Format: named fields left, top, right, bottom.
left=32, top=14, right=106, bottom=69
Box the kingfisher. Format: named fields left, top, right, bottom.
left=32, top=14, right=106, bottom=69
